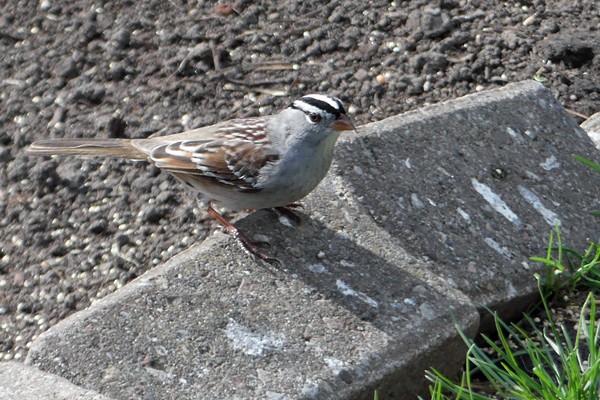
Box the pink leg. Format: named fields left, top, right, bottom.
left=207, top=204, right=280, bottom=264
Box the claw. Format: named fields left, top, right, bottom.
left=284, top=203, right=304, bottom=210
left=234, top=232, right=281, bottom=265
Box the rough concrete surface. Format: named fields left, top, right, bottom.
left=25, top=191, right=478, bottom=399
left=336, top=80, right=599, bottom=328
left=14, top=82, right=598, bottom=399
left=0, top=361, right=111, bottom=400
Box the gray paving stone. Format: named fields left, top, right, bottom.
left=26, top=205, right=478, bottom=399
left=333, top=80, right=598, bottom=328
left=0, top=361, right=113, bottom=400
left=24, top=81, right=599, bottom=399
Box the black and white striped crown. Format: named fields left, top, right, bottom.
left=289, top=94, right=346, bottom=119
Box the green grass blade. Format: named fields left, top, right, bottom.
left=572, top=154, right=600, bottom=172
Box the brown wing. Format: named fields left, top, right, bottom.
left=134, top=118, right=280, bottom=192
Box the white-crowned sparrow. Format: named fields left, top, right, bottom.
left=27, top=94, right=355, bottom=262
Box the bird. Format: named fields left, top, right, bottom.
left=27, top=94, right=355, bottom=263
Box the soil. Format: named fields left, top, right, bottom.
left=1, top=0, right=598, bottom=363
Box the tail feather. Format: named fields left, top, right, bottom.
left=27, top=138, right=147, bottom=160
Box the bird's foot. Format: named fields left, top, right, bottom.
left=207, top=204, right=281, bottom=265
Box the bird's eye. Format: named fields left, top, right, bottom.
left=307, top=113, right=322, bottom=124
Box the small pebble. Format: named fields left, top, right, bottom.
left=39, top=0, right=51, bottom=11
left=522, top=15, right=536, bottom=26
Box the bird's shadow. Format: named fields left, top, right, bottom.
left=230, top=207, right=467, bottom=337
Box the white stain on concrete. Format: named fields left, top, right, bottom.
left=471, top=179, right=522, bottom=227
left=411, top=193, right=425, bottom=209
left=437, top=166, right=454, bottom=178
left=324, top=356, right=345, bottom=374
left=265, top=391, right=287, bottom=400
left=225, top=319, right=285, bottom=356
left=307, top=263, right=328, bottom=274
left=540, top=154, right=560, bottom=171
left=506, top=126, right=519, bottom=137
left=301, top=380, right=320, bottom=397
left=524, top=130, right=537, bottom=139
left=518, top=185, right=561, bottom=227
left=336, top=280, right=379, bottom=308
left=484, top=237, right=512, bottom=259
left=457, top=207, right=471, bottom=222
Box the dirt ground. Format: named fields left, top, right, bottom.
left=0, top=1, right=598, bottom=362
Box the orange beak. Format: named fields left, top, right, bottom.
left=331, top=113, right=356, bottom=132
